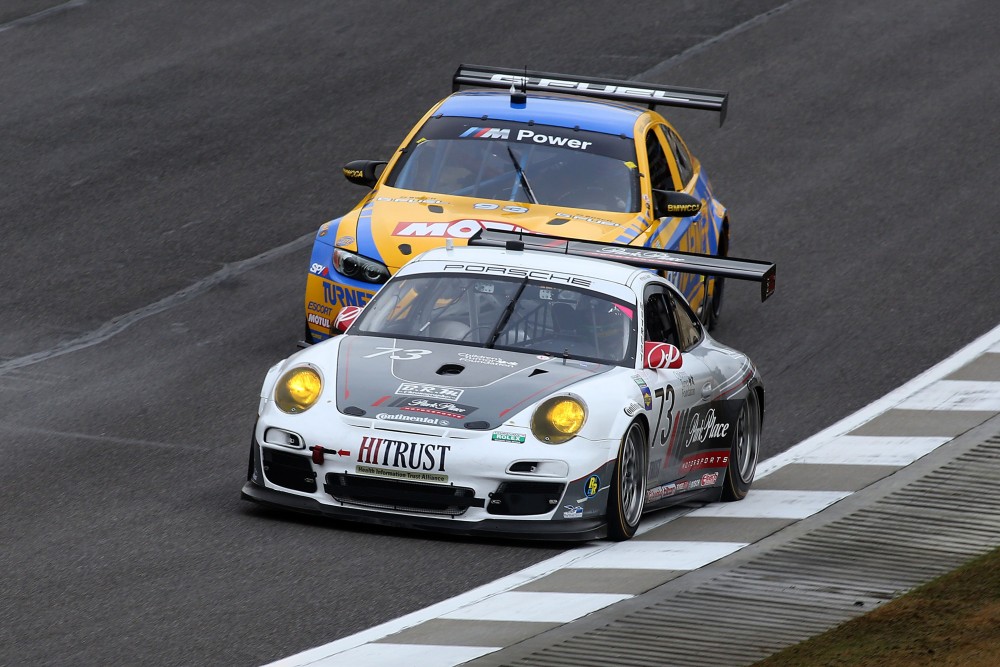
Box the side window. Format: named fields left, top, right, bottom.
left=663, top=127, right=694, bottom=186
left=643, top=287, right=678, bottom=347
left=665, top=290, right=702, bottom=351
left=644, top=130, right=674, bottom=218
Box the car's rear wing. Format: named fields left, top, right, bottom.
left=452, top=64, right=729, bottom=126
left=468, top=229, right=775, bottom=302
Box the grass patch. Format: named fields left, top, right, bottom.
left=754, top=546, right=1000, bottom=666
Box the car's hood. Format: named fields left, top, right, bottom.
left=334, top=335, right=614, bottom=429
left=343, top=186, right=641, bottom=270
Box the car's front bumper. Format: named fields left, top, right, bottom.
left=240, top=478, right=607, bottom=541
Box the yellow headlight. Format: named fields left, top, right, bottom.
left=531, top=396, right=587, bottom=444
left=275, top=367, right=322, bottom=413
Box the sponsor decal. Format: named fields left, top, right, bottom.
left=334, top=236, right=354, bottom=247
left=674, top=372, right=696, bottom=398
left=357, top=436, right=451, bottom=472
left=646, top=482, right=676, bottom=503
left=624, top=401, right=642, bottom=417
left=680, top=450, right=730, bottom=473
left=686, top=408, right=731, bottom=447
left=488, top=73, right=701, bottom=107
left=667, top=203, right=701, bottom=215
left=356, top=465, right=447, bottom=484
left=513, top=129, right=592, bottom=150
left=492, top=432, right=526, bottom=444
left=442, top=263, right=591, bottom=287
left=391, top=219, right=527, bottom=239
left=701, top=472, right=719, bottom=486
left=643, top=342, right=681, bottom=369
left=307, top=313, right=331, bottom=329
left=460, top=127, right=510, bottom=140
left=631, top=375, right=648, bottom=389
left=562, top=505, right=584, bottom=519
left=318, top=223, right=330, bottom=237
left=333, top=305, right=363, bottom=331
left=375, top=196, right=446, bottom=205
left=375, top=413, right=449, bottom=426
left=676, top=480, right=689, bottom=493
left=322, top=283, right=372, bottom=308
left=310, top=263, right=329, bottom=277
left=396, top=383, right=464, bottom=400
left=553, top=212, right=617, bottom=227
left=391, top=397, right=475, bottom=420
left=458, top=352, right=517, bottom=367
left=584, top=475, right=600, bottom=498
left=641, top=385, right=653, bottom=411
left=307, top=301, right=333, bottom=315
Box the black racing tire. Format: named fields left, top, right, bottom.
left=607, top=420, right=648, bottom=541
left=721, top=390, right=761, bottom=501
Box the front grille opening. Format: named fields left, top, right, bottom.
left=325, top=473, right=480, bottom=516
left=262, top=448, right=317, bottom=493
left=488, top=481, right=565, bottom=516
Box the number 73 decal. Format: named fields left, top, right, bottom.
left=363, top=347, right=432, bottom=361
left=651, top=385, right=675, bottom=447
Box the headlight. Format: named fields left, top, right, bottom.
left=274, top=367, right=323, bottom=413
left=333, top=249, right=390, bottom=284
left=531, top=396, right=587, bottom=444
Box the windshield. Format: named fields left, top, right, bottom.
left=351, top=273, right=637, bottom=366
left=386, top=117, right=640, bottom=213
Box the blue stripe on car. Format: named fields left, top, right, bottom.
left=353, top=203, right=384, bottom=264
left=438, top=92, right=641, bottom=137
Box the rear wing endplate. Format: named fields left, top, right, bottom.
left=452, top=64, right=728, bottom=126
left=469, top=229, right=775, bottom=302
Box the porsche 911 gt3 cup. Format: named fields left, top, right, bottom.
left=304, top=65, right=733, bottom=344
left=247, top=230, right=774, bottom=541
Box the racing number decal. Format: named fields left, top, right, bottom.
left=363, top=347, right=432, bottom=361
left=651, top=385, right=675, bottom=446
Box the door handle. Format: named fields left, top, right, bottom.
left=701, top=382, right=713, bottom=399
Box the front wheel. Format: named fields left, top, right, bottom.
left=721, top=390, right=761, bottom=501
left=607, top=421, right=647, bottom=541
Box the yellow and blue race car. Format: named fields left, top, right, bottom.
left=305, top=65, right=731, bottom=343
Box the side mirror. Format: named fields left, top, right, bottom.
left=333, top=305, right=364, bottom=333
left=343, top=160, right=387, bottom=188
left=643, top=341, right=683, bottom=370
left=651, top=190, right=702, bottom=218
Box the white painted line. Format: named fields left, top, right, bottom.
left=439, top=591, right=632, bottom=623
left=688, top=490, right=851, bottom=519
left=564, top=540, right=747, bottom=570
left=306, top=643, right=500, bottom=667
left=793, top=435, right=952, bottom=466
left=896, top=380, right=1000, bottom=412
left=757, top=323, right=1000, bottom=478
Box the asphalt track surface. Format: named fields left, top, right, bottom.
left=1, top=1, right=998, bottom=665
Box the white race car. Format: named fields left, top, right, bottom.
left=242, top=230, right=775, bottom=541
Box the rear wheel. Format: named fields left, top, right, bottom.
left=607, top=421, right=647, bottom=541
left=721, top=390, right=761, bottom=501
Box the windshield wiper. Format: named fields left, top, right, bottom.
left=506, top=146, right=537, bottom=204
left=486, top=279, right=528, bottom=348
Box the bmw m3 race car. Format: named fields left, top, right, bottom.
left=247, top=230, right=775, bottom=541
left=304, top=65, right=732, bottom=344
